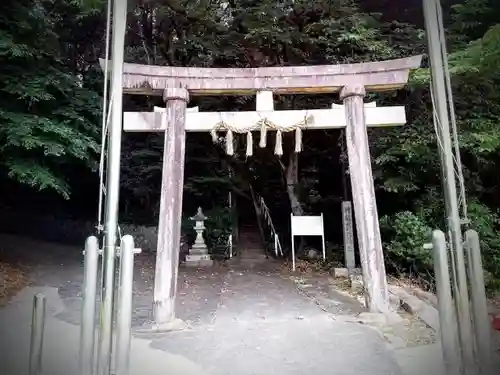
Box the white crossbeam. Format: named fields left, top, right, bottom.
left=123, top=105, right=406, bottom=132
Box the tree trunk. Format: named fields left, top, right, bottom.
left=286, top=152, right=304, bottom=216
left=284, top=152, right=305, bottom=255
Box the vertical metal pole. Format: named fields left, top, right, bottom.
left=432, top=230, right=462, bottom=375
left=79, top=236, right=100, bottom=375
left=422, top=0, right=477, bottom=373
left=96, top=0, right=128, bottom=374
left=29, top=293, right=46, bottom=375
left=465, top=230, right=492, bottom=374
left=115, top=235, right=138, bottom=375
left=274, top=233, right=278, bottom=256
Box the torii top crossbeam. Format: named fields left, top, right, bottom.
left=99, top=55, right=421, bottom=95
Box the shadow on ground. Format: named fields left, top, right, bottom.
left=0, top=234, right=439, bottom=375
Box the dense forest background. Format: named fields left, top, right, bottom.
left=1, top=0, right=500, bottom=289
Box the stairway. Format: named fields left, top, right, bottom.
left=235, top=225, right=269, bottom=265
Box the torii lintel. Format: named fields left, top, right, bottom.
left=99, top=55, right=422, bottom=96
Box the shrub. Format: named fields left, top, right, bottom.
left=381, top=211, right=433, bottom=275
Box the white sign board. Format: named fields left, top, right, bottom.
left=290, top=213, right=326, bottom=271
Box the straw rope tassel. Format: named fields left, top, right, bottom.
left=259, top=121, right=267, bottom=148
left=274, top=130, right=283, bottom=155
left=246, top=131, right=253, bottom=156
left=295, top=127, right=302, bottom=153
left=226, top=129, right=234, bottom=155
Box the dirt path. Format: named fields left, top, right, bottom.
left=149, top=262, right=404, bottom=375
left=0, top=234, right=363, bottom=328
left=0, top=234, right=229, bottom=325
left=0, top=234, right=448, bottom=375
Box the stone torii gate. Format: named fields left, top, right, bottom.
left=103, top=55, right=422, bottom=325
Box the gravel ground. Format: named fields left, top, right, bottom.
left=0, top=234, right=440, bottom=348
left=0, top=234, right=411, bottom=375
left=290, top=272, right=438, bottom=349
left=0, top=261, right=30, bottom=306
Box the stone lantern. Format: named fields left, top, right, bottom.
left=184, top=207, right=214, bottom=267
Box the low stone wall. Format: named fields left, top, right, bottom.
left=0, top=212, right=160, bottom=252
left=118, top=223, right=159, bottom=252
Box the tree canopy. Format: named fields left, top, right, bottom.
left=1, top=0, right=500, bottom=289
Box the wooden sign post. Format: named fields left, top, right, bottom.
left=341, top=201, right=356, bottom=271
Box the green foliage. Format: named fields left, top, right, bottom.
left=0, top=0, right=101, bottom=198
left=449, top=24, right=500, bottom=77
left=449, top=0, right=500, bottom=47
left=380, top=200, right=500, bottom=289
left=204, top=207, right=233, bottom=258
left=381, top=211, right=434, bottom=273
left=367, top=1, right=500, bottom=289
left=467, top=199, right=500, bottom=282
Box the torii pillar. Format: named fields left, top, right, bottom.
left=153, top=87, right=189, bottom=325
left=340, top=84, right=388, bottom=312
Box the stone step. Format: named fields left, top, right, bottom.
left=239, top=257, right=267, bottom=261
left=239, top=258, right=267, bottom=261
left=239, top=251, right=266, bottom=256
left=238, top=234, right=261, bottom=241
left=237, top=236, right=262, bottom=241
left=237, top=243, right=263, bottom=248
left=238, top=242, right=262, bottom=247
left=185, top=254, right=211, bottom=261
left=237, top=257, right=269, bottom=265
left=184, top=253, right=214, bottom=267
left=239, top=251, right=267, bottom=259
left=238, top=248, right=265, bottom=252
left=188, top=248, right=210, bottom=256
left=238, top=228, right=260, bottom=234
